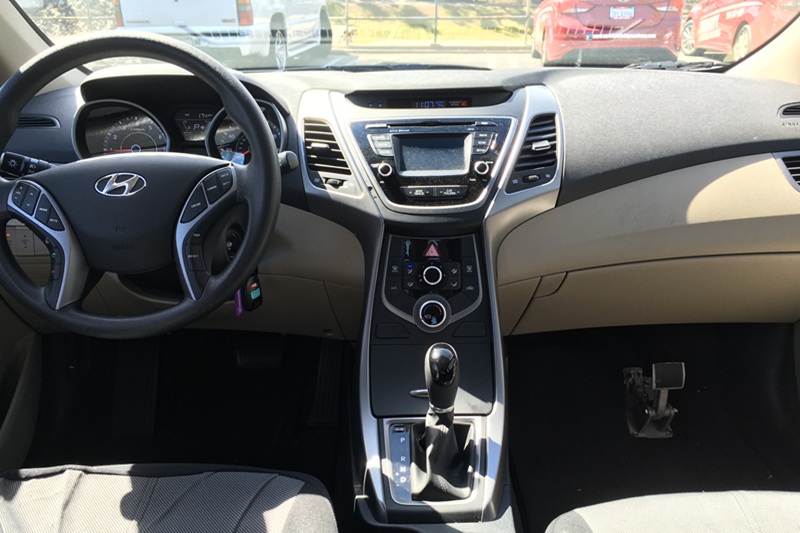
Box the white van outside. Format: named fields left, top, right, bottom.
left=115, top=0, right=331, bottom=69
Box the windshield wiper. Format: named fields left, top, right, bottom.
left=624, top=60, right=730, bottom=72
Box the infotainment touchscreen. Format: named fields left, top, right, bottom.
left=393, top=134, right=471, bottom=177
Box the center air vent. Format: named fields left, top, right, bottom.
left=781, top=156, right=800, bottom=184
left=17, top=115, right=59, bottom=128
left=506, top=114, right=558, bottom=194
left=303, top=119, right=351, bottom=177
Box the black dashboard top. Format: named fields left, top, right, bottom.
left=7, top=67, right=800, bottom=218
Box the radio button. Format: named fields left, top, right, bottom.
left=474, top=161, right=491, bottom=176
left=377, top=162, right=394, bottom=177
left=434, top=185, right=467, bottom=198
left=401, top=186, right=435, bottom=198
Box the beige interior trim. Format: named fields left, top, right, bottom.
left=497, top=154, right=800, bottom=287
left=81, top=204, right=365, bottom=340
left=513, top=254, right=800, bottom=334
left=497, top=278, right=539, bottom=336
left=0, top=2, right=83, bottom=89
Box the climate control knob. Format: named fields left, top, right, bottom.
left=419, top=300, right=447, bottom=329
left=422, top=265, right=444, bottom=286
left=473, top=160, right=491, bottom=176
left=377, top=162, right=394, bottom=177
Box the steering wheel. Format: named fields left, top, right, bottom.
left=0, top=32, right=281, bottom=339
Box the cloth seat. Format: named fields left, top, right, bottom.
left=0, top=464, right=337, bottom=532
left=546, top=490, right=800, bottom=533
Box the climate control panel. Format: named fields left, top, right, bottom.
left=383, top=235, right=480, bottom=330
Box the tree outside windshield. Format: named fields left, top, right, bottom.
left=12, top=0, right=800, bottom=69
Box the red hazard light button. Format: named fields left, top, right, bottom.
left=423, top=242, right=440, bottom=259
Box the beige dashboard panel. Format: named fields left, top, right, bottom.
left=497, top=278, right=540, bottom=335
left=513, top=254, right=800, bottom=334
left=81, top=204, right=365, bottom=340
left=497, top=154, right=800, bottom=287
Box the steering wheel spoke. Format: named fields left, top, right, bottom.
left=175, top=165, right=239, bottom=300
left=5, top=179, right=89, bottom=309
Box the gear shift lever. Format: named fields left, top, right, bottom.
left=411, top=342, right=473, bottom=501
left=425, top=343, right=459, bottom=414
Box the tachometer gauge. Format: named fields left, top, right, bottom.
left=102, top=113, right=168, bottom=155
left=205, top=100, right=286, bottom=165
left=75, top=101, right=170, bottom=158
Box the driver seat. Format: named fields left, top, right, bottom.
left=0, top=464, right=338, bottom=532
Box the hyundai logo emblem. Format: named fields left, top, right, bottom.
left=95, top=173, right=147, bottom=197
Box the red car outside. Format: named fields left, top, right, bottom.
left=531, top=0, right=683, bottom=66
left=681, top=0, right=800, bottom=60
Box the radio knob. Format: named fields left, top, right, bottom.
left=377, top=162, right=394, bottom=177
left=422, top=265, right=444, bottom=287
left=473, top=160, right=491, bottom=176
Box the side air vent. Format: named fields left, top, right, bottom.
left=17, top=115, right=59, bottom=128
left=780, top=104, right=800, bottom=117
left=303, top=119, right=351, bottom=177
left=514, top=114, right=557, bottom=172
left=506, top=114, right=558, bottom=193
left=781, top=156, right=800, bottom=184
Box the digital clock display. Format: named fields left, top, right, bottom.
left=387, top=98, right=472, bottom=109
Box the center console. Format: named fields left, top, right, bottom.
left=369, top=232, right=498, bottom=523
left=298, top=85, right=561, bottom=531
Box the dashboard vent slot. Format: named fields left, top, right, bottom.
left=514, top=114, right=557, bottom=173
left=303, top=119, right=351, bottom=176
left=781, top=156, right=800, bottom=183
left=780, top=104, right=800, bottom=117
left=17, top=115, right=59, bottom=128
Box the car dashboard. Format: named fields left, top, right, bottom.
left=5, top=63, right=800, bottom=526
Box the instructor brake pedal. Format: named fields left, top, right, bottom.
left=623, top=362, right=685, bottom=439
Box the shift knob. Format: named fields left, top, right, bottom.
left=425, top=343, right=459, bottom=413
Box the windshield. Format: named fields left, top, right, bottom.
left=11, top=0, right=800, bottom=70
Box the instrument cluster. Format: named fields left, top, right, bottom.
left=74, top=99, right=286, bottom=162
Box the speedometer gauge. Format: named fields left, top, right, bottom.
left=205, top=100, right=286, bottom=165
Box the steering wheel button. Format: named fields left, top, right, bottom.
left=34, top=195, right=52, bottom=224
left=186, top=245, right=205, bottom=271
left=216, top=168, right=233, bottom=193
left=202, top=175, right=222, bottom=204
left=46, top=212, right=64, bottom=231
left=21, top=186, right=40, bottom=215
left=180, top=187, right=208, bottom=223
left=11, top=182, right=28, bottom=207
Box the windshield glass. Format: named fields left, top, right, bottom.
left=11, top=0, right=800, bottom=70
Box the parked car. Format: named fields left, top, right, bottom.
left=531, top=0, right=683, bottom=65
left=116, top=0, right=332, bottom=69
left=681, top=0, right=800, bottom=59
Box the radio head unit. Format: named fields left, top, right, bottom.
left=351, top=118, right=513, bottom=208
